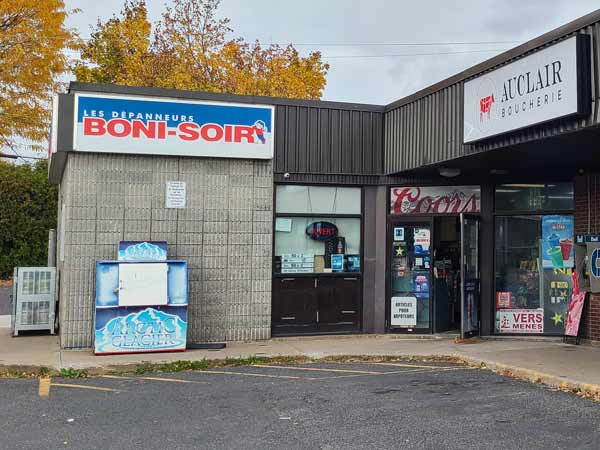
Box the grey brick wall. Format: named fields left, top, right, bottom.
left=57, top=153, right=273, bottom=348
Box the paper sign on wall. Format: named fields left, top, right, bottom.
left=391, top=296, right=417, bottom=327
left=166, top=181, right=186, bottom=209
left=496, top=309, right=544, bottom=334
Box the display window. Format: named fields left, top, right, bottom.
left=494, top=183, right=574, bottom=335
left=274, top=186, right=361, bottom=275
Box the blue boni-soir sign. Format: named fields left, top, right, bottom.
left=73, top=93, right=274, bottom=159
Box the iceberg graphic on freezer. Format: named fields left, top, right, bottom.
left=95, top=307, right=187, bottom=354
left=118, top=241, right=167, bottom=261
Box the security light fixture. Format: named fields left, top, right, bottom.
left=438, top=167, right=460, bottom=178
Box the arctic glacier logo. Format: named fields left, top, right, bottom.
left=95, top=308, right=187, bottom=354
left=118, top=241, right=167, bottom=261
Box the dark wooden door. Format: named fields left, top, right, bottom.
left=272, top=277, right=318, bottom=333
left=317, top=277, right=360, bottom=330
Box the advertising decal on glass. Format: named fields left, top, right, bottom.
left=463, top=280, right=479, bottom=333
left=390, top=296, right=417, bottom=327
left=73, top=93, right=274, bottom=159
left=496, top=292, right=513, bottom=309
left=393, top=227, right=405, bottom=241
left=390, top=186, right=480, bottom=215
left=543, top=268, right=572, bottom=333
left=413, top=228, right=431, bottom=255
left=542, top=215, right=574, bottom=269
left=496, top=309, right=544, bottom=334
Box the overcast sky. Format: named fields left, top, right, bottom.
left=64, top=0, right=600, bottom=105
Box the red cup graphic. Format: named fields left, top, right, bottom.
left=560, top=238, right=572, bottom=261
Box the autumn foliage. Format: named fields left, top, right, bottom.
left=74, top=0, right=329, bottom=100
left=0, top=0, right=78, bottom=151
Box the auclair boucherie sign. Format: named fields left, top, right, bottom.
left=390, top=186, right=480, bottom=215
left=463, top=35, right=590, bottom=143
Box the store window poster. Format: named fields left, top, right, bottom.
left=542, top=216, right=573, bottom=269
left=413, top=228, right=430, bottom=255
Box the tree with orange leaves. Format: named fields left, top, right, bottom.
left=0, top=0, right=79, bottom=152
left=74, top=0, right=329, bottom=100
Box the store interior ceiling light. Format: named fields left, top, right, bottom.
left=438, top=167, right=460, bottom=177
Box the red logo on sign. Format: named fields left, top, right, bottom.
left=479, top=95, right=495, bottom=122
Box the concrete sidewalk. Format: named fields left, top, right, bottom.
left=2, top=328, right=600, bottom=397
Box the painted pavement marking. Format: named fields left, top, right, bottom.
left=99, top=374, right=208, bottom=384
left=50, top=383, right=121, bottom=392
left=252, top=365, right=382, bottom=375
left=38, top=377, right=51, bottom=397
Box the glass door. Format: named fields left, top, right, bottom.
left=389, top=221, right=432, bottom=333
left=460, top=213, right=480, bottom=338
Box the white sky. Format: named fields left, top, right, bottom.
left=9, top=0, right=600, bottom=161
left=64, top=0, right=600, bottom=104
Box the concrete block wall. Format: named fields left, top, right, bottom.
left=574, top=174, right=600, bottom=342
left=57, top=152, right=273, bottom=348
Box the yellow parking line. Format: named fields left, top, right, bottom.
left=368, top=362, right=462, bottom=370
left=136, top=376, right=208, bottom=384
left=201, top=369, right=305, bottom=380
left=38, top=377, right=51, bottom=397
left=253, top=365, right=381, bottom=375
left=310, top=366, right=476, bottom=380
left=51, top=383, right=120, bottom=392
left=99, top=375, right=207, bottom=384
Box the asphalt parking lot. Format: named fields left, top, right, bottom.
left=1, top=360, right=599, bottom=450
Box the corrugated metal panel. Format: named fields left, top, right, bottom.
left=384, top=22, right=600, bottom=174
left=274, top=105, right=384, bottom=176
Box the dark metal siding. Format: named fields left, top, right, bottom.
left=384, top=21, right=600, bottom=174
left=275, top=105, right=383, bottom=176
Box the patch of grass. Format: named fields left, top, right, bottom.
left=133, top=359, right=210, bottom=375
left=59, top=367, right=89, bottom=378
left=222, top=356, right=267, bottom=367
left=37, top=367, right=51, bottom=377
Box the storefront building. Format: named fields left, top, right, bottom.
left=49, top=10, right=600, bottom=348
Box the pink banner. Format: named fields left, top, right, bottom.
left=565, top=292, right=586, bottom=337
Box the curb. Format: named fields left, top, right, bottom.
left=454, top=355, right=600, bottom=400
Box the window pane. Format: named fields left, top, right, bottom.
left=276, top=185, right=361, bottom=214
left=494, top=215, right=573, bottom=335
left=274, top=217, right=360, bottom=273
left=495, top=183, right=573, bottom=212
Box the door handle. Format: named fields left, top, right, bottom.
left=282, top=278, right=295, bottom=282
left=343, top=277, right=358, bottom=281
left=314, top=278, right=318, bottom=288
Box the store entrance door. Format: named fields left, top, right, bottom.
left=432, top=216, right=461, bottom=334
left=388, top=214, right=480, bottom=336
left=460, top=213, right=480, bottom=338
left=388, top=219, right=433, bottom=333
